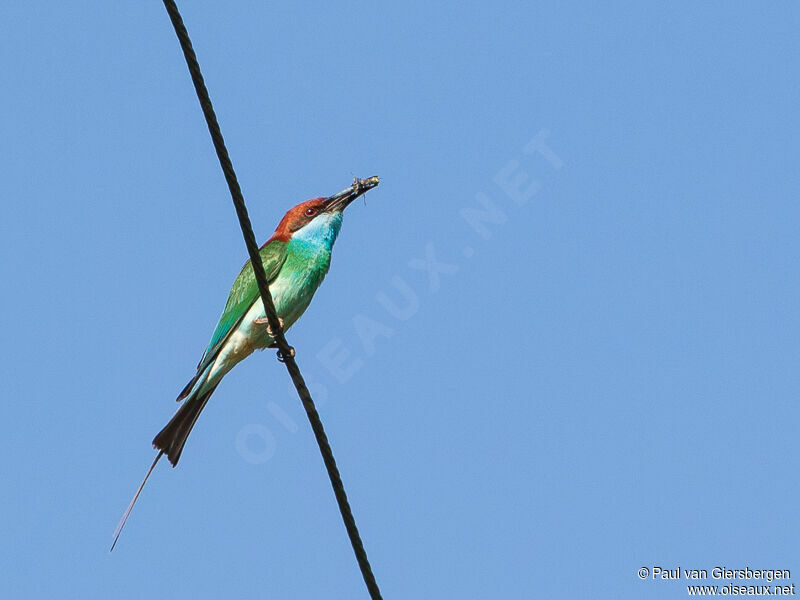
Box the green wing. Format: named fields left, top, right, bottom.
left=197, top=241, right=288, bottom=372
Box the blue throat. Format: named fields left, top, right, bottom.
left=290, top=210, right=343, bottom=252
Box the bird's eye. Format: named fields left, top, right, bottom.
left=305, top=208, right=316, bottom=217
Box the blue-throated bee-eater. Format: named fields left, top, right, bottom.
left=112, top=176, right=379, bottom=549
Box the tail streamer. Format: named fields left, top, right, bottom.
left=110, top=451, right=164, bottom=551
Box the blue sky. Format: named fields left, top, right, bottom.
left=2, top=2, right=799, bottom=598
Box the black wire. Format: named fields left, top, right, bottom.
left=160, top=2, right=383, bottom=598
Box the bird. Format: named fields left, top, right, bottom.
left=112, top=176, right=379, bottom=550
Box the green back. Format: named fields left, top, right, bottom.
left=197, top=240, right=287, bottom=371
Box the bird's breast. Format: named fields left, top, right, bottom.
left=248, top=245, right=332, bottom=345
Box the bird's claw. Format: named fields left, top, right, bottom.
left=258, top=317, right=292, bottom=360
left=274, top=345, right=295, bottom=362
left=254, top=316, right=284, bottom=338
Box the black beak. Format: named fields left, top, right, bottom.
left=324, top=176, right=380, bottom=212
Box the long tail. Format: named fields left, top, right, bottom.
left=110, top=382, right=219, bottom=551
left=152, top=383, right=219, bottom=467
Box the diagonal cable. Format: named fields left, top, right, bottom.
left=160, top=2, right=383, bottom=598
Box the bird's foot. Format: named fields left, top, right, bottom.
left=254, top=316, right=284, bottom=338
left=268, top=342, right=295, bottom=362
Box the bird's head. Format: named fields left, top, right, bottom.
left=267, top=176, right=379, bottom=246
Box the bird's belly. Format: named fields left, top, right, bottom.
left=208, top=323, right=257, bottom=383
left=222, top=326, right=257, bottom=360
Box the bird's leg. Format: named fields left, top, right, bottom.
left=255, top=316, right=295, bottom=361
left=254, top=316, right=284, bottom=338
